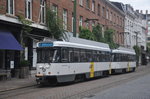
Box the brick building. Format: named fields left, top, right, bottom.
left=0, top=0, right=125, bottom=79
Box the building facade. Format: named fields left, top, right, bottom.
left=0, top=0, right=125, bottom=79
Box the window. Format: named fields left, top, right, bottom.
left=92, top=0, right=95, bottom=12
left=7, top=0, right=14, bottom=15
left=92, top=21, right=95, bottom=27
left=52, top=4, right=58, bottom=17
left=86, top=22, right=89, bottom=29
left=114, top=14, right=116, bottom=24
left=73, top=49, right=80, bottom=62
left=97, top=4, right=100, bottom=16
left=61, top=48, right=68, bottom=63
left=37, top=48, right=60, bottom=63
left=102, top=7, right=105, bottom=17
left=25, top=0, right=32, bottom=19
left=69, top=48, right=74, bottom=62
left=79, top=16, right=83, bottom=27
left=72, top=14, right=74, bottom=32
left=106, top=9, right=109, bottom=19
left=110, top=12, right=112, bottom=21
left=63, top=9, right=68, bottom=30
left=86, top=0, right=90, bottom=9
left=80, top=49, right=87, bottom=62
left=117, top=16, right=119, bottom=25
left=79, top=0, right=83, bottom=6
left=40, top=0, right=46, bottom=24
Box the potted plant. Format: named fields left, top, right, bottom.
left=19, top=60, right=30, bottom=78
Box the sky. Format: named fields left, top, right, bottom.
left=110, top=0, right=150, bottom=14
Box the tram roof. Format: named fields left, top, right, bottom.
left=37, top=37, right=111, bottom=52
left=112, top=47, right=136, bottom=55
left=69, top=37, right=110, bottom=48
left=53, top=41, right=111, bottom=52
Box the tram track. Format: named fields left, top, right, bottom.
left=0, top=66, right=150, bottom=99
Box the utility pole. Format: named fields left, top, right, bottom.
left=73, top=0, right=77, bottom=37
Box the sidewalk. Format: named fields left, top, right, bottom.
left=0, top=72, right=36, bottom=92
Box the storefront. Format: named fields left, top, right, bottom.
left=0, top=31, right=23, bottom=80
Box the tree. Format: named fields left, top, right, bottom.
left=79, top=27, right=94, bottom=40
left=18, top=15, right=32, bottom=60
left=46, top=8, right=64, bottom=39
left=133, top=45, right=141, bottom=66
left=104, top=29, right=118, bottom=49
left=92, top=24, right=103, bottom=42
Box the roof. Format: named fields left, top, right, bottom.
left=69, top=37, right=110, bottom=48
left=53, top=41, right=111, bottom=52
left=111, top=2, right=125, bottom=12
left=112, top=47, right=136, bottom=55
left=37, top=37, right=111, bottom=52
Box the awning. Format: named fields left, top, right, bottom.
left=0, top=31, right=23, bottom=50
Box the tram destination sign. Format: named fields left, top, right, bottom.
left=38, top=42, right=53, bottom=47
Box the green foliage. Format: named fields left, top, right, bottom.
left=79, top=27, right=94, bottom=40
left=133, top=45, right=141, bottom=56
left=104, top=29, right=114, bottom=43
left=20, top=60, right=30, bottom=67
left=18, top=15, right=33, bottom=60
left=46, top=8, right=64, bottom=39
left=147, top=43, right=150, bottom=53
left=133, top=45, right=141, bottom=65
left=92, top=24, right=103, bottom=42
left=79, top=25, right=117, bottom=49
left=18, top=15, right=32, bottom=34
left=104, top=29, right=118, bottom=49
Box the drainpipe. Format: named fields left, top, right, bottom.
left=73, top=0, right=77, bottom=37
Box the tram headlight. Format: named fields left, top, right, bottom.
left=39, top=66, right=43, bottom=69
left=45, top=65, right=50, bottom=69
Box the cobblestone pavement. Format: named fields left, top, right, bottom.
left=0, top=76, right=36, bottom=92
left=0, top=65, right=150, bottom=99
left=83, top=73, right=150, bottom=99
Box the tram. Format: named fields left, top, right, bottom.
left=35, top=38, right=136, bottom=84
left=111, top=48, right=136, bottom=73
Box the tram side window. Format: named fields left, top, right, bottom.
left=93, top=51, right=97, bottom=62
left=101, top=52, right=106, bottom=62
left=106, top=52, right=110, bottom=62
left=69, top=48, right=74, bottom=62
left=61, top=48, right=68, bottom=63
left=96, top=51, right=100, bottom=62
left=74, top=49, right=80, bottom=62
left=80, top=49, right=87, bottom=62
left=52, top=49, right=60, bottom=63
left=86, top=50, right=92, bottom=62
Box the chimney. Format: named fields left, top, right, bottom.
left=140, top=10, right=143, bottom=14
left=146, top=10, right=148, bottom=14
left=136, top=10, right=139, bottom=13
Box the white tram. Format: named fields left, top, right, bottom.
left=111, top=47, right=136, bottom=73
left=35, top=38, right=136, bottom=84
left=36, top=39, right=111, bottom=84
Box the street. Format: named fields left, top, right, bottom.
left=83, top=71, right=150, bottom=99
left=0, top=66, right=150, bottom=99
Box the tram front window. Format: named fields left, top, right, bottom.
left=37, top=48, right=60, bottom=63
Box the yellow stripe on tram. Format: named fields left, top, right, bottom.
left=127, top=62, right=130, bottom=72
left=109, top=62, right=112, bottom=75
left=90, top=62, right=94, bottom=78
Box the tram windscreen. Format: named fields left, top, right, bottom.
left=37, top=48, right=60, bottom=63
